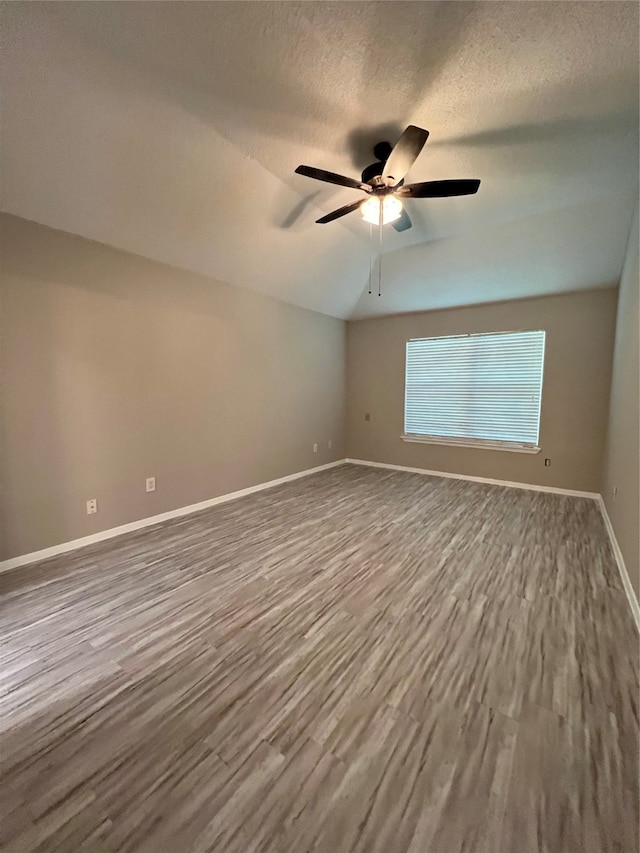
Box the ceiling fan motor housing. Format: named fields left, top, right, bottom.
left=361, top=162, right=386, bottom=185
left=361, top=168, right=404, bottom=191
left=362, top=143, right=405, bottom=189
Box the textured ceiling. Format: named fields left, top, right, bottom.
left=1, top=1, right=638, bottom=319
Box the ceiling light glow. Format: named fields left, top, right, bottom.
left=361, top=195, right=403, bottom=226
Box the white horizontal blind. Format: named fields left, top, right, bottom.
left=404, top=330, right=545, bottom=448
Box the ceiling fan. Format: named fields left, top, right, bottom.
left=295, top=125, right=480, bottom=232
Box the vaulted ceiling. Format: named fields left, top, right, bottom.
left=1, top=2, right=638, bottom=319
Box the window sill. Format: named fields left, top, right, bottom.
left=401, top=435, right=541, bottom=454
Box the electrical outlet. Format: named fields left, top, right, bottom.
left=313, top=443, right=318, bottom=453
left=146, top=477, right=156, bottom=493
left=365, top=412, right=371, bottom=422
left=544, top=458, right=551, bottom=467
left=86, top=499, right=97, bottom=515
left=328, top=440, right=332, bottom=450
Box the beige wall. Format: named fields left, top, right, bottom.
left=2, top=211, right=631, bottom=567
left=0, top=214, right=346, bottom=560
left=602, top=206, right=639, bottom=600
left=347, top=289, right=617, bottom=492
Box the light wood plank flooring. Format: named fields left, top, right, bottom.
left=1, top=464, right=638, bottom=852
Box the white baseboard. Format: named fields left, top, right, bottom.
left=0, top=460, right=348, bottom=573
left=596, top=496, right=640, bottom=632
left=346, top=458, right=600, bottom=499
left=5, top=459, right=637, bottom=635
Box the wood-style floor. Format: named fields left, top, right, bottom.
left=0, top=464, right=638, bottom=852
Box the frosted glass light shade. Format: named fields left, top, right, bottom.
left=361, top=195, right=403, bottom=225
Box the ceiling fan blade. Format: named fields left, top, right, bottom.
left=382, top=125, right=429, bottom=187
left=397, top=179, right=481, bottom=198
left=392, top=208, right=412, bottom=232
left=295, top=165, right=370, bottom=192
left=316, top=200, right=364, bottom=224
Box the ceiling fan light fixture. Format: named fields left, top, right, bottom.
left=361, top=195, right=403, bottom=226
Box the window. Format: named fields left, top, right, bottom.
left=403, top=330, right=545, bottom=453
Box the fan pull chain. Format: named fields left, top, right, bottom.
left=368, top=223, right=373, bottom=295
left=378, top=201, right=383, bottom=296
